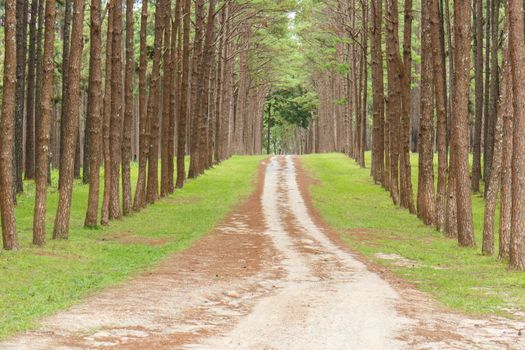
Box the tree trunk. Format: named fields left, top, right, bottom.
left=53, top=0, right=85, bottom=239
left=188, top=0, right=205, bottom=178
left=160, top=4, right=172, bottom=197
left=399, top=0, right=415, bottom=213
left=432, top=0, right=448, bottom=232
left=1, top=0, right=19, bottom=250
left=385, top=0, right=401, bottom=206
left=59, top=0, right=72, bottom=171
left=485, top=0, right=500, bottom=196
left=84, top=0, right=102, bottom=228
left=14, top=0, right=28, bottom=193
left=472, top=0, right=483, bottom=193
left=499, top=4, right=513, bottom=259
left=101, top=0, right=114, bottom=225
left=146, top=0, right=168, bottom=203
left=191, top=0, right=217, bottom=177
left=108, top=0, right=123, bottom=220
left=508, top=0, right=525, bottom=270
left=453, top=0, right=475, bottom=247
left=33, top=0, right=56, bottom=244
left=370, top=0, right=384, bottom=185
left=176, top=0, right=191, bottom=188
left=417, top=0, right=436, bottom=225
left=168, top=0, right=182, bottom=194
left=133, top=0, right=149, bottom=210
left=483, top=31, right=508, bottom=256
left=25, top=0, right=39, bottom=181
left=121, top=0, right=134, bottom=214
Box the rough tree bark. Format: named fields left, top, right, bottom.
left=485, top=0, right=500, bottom=195
left=508, top=0, right=525, bottom=270
left=399, top=0, right=415, bottom=213
left=33, top=0, right=56, bottom=244
left=160, top=4, right=173, bottom=197
left=133, top=0, right=149, bottom=210
left=431, top=0, right=448, bottom=232
left=417, top=0, right=437, bottom=225
left=25, top=0, right=39, bottom=181
left=471, top=0, right=483, bottom=193
left=385, top=0, right=401, bottom=206
left=483, top=32, right=509, bottom=256
left=1, top=0, right=19, bottom=250
left=176, top=0, right=191, bottom=188
left=370, top=0, right=384, bottom=185
left=101, top=0, right=114, bottom=225
left=499, top=4, right=513, bottom=259
left=146, top=0, right=168, bottom=203
left=452, top=0, right=475, bottom=247
left=84, top=0, right=102, bottom=228
left=14, top=0, right=28, bottom=193
left=109, top=0, right=123, bottom=220
left=59, top=0, right=72, bottom=171
left=53, top=0, right=85, bottom=239
left=122, top=0, right=134, bottom=214
left=188, top=0, right=205, bottom=178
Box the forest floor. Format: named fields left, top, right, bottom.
left=2, top=155, right=524, bottom=349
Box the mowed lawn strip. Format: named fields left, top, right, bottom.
left=0, top=155, right=265, bottom=340
left=301, top=153, right=525, bottom=316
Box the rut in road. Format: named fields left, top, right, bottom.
left=2, top=156, right=524, bottom=350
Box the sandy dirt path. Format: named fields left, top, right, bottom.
left=2, top=156, right=525, bottom=349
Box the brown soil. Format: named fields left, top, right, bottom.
left=2, top=156, right=524, bottom=350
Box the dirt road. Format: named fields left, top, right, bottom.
left=2, top=156, right=524, bottom=349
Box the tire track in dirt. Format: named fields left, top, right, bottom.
left=2, top=156, right=525, bottom=349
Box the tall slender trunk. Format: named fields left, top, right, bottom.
left=101, top=0, right=114, bottom=225
left=453, top=0, right=475, bottom=247
left=167, top=0, right=182, bottom=194
left=400, top=0, right=415, bottom=213
left=417, top=0, right=436, bottom=225
left=188, top=0, right=206, bottom=178
left=59, top=0, right=72, bottom=171
left=1, top=0, right=19, bottom=250
left=33, top=0, right=56, bottom=244
left=192, top=0, right=217, bottom=177
left=176, top=0, right=191, bottom=188
left=133, top=0, right=149, bottom=210
left=14, top=0, right=28, bottom=193
left=84, top=0, right=102, bottom=228
left=25, top=0, right=39, bottom=181
left=370, top=0, right=384, bottom=184
left=499, top=5, right=513, bottom=259
left=53, top=0, right=85, bottom=239
left=508, top=0, right=525, bottom=270
left=432, top=0, right=448, bottom=231
left=385, top=0, right=401, bottom=206
left=472, top=0, right=483, bottom=192
left=34, top=0, right=44, bottom=175
left=485, top=0, right=500, bottom=195
left=160, top=4, right=172, bottom=197
left=108, top=0, right=123, bottom=219
left=357, top=0, right=368, bottom=168
left=483, top=0, right=492, bottom=186
left=146, top=0, right=168, bottom=203
left=483, top=31, right=509, bottom=256
left=121, top=0, right=134, bottom=214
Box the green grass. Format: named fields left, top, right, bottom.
left=301, top=152, right=525, bottom=316
left=0, top=155, right=265, bottom=340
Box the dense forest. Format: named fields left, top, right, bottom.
left=1, top=0, right=525, bottom=274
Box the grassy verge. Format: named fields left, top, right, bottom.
left=0, top=155, right=265, bottom=340
left=301, top=153, right=525, bottom=316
